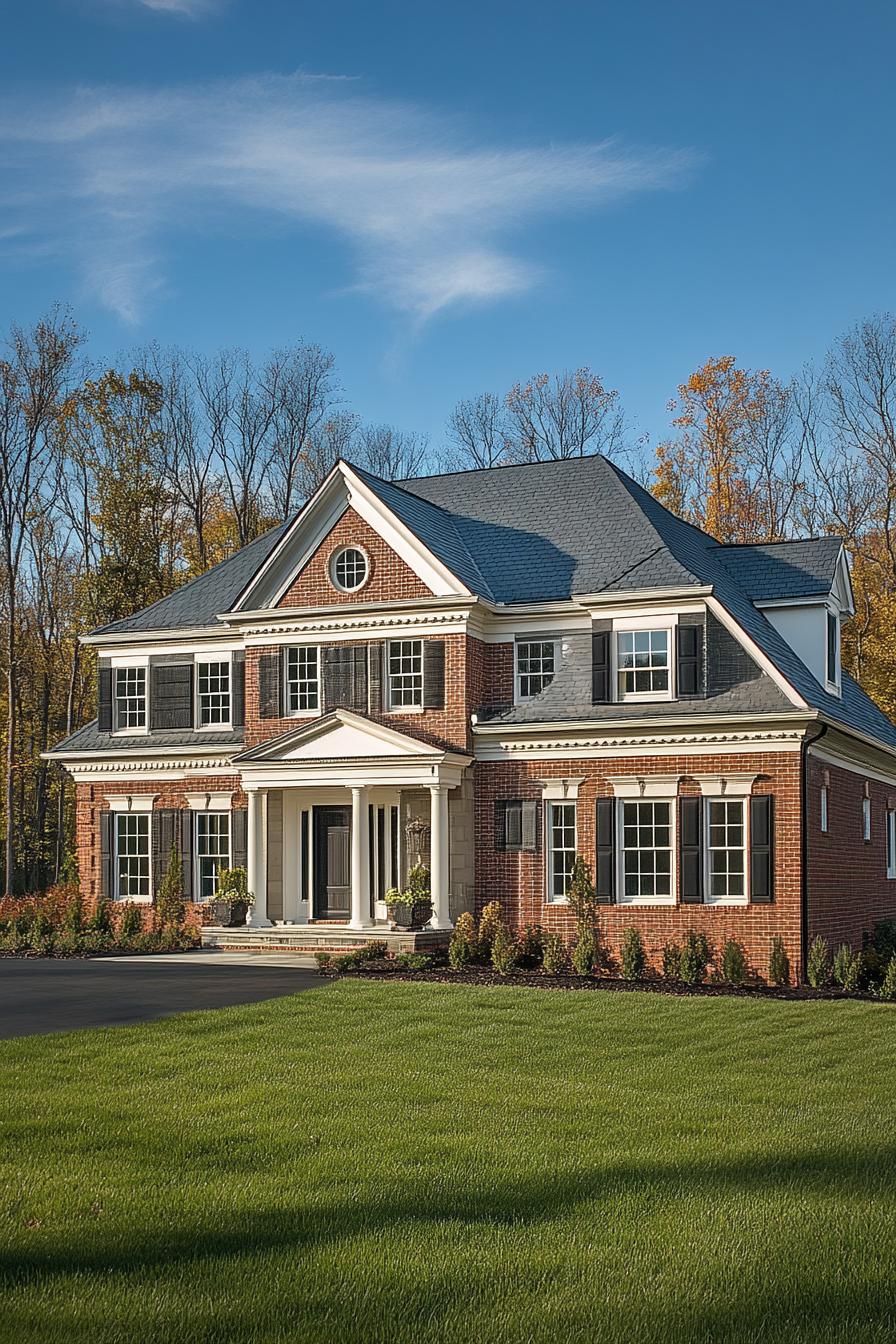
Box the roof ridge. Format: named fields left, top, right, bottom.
left=398, top=453, right=613, bottom=486
left=717, top=536, right=843, bottom=551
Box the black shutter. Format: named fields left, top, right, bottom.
left=231, top=652, right=246, bottom=729
left=750, top=795, right=774, bottom=903
left=423, top=640, right=446, bottom=709
left=677, top=624, right=703, bottom=698
left=152, top=808, right=178, bottom=894
left=521, top=799, right=540, bottom=852
left=368, top=642, right=386, bottom=713
left=180, top=809, right=194, bottom=900
left=100, top=811, right=114, bottom=899
left=323, top=645, right=367, bottom=712
left=679, top=796, right=704, bottom=903
left=595, top=797, right=616, bottom=903
left=97, top=662, right=113, bottom=732
left=150, top=663, right=194, bottom=730
left=232, top=807, right=248, bottom=871
left=494, top=800, right=508, bottom=852
left=351, top=645, right=368, bottom=712
left=258, top=652, right=282, bottom=719
left=592, top=631, right=610, bottom=704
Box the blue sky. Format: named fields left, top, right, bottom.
left=2, top=0, right=894, bottom=454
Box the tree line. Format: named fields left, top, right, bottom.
left=4, top=305, right=896, bottom=893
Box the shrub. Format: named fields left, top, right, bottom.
left=87, top=900, right=113, bottom=936
left=566, top=857, right=599, bottom=924
left=117, top=903, right=143, bottom=947
left=860, top=947, right=884, bottom=992
left=315, top=951, right=332, bottom=971
left=571, top=926, right=597, bottom=977
left=878, top=955, right=896, bottom=1001
left=517, top=924, right=544, bottom=969
left=832, top=943, right=855, bottom=988
left=872, top=919, right=896, bottom=963
left=679, top=931, right=711, bottom=985
left=768, top=936, right=790, bottom=987
left=491, top=923, right=519, bottom=975
left=620, top=927, right=646, bottom=980
left=155, top=844, right=185, bottom=931
left=542, top=933, right=567, bottom=975
left=721, top=938, right=748, bottom=987
left=661, top=941, right=681, bottom=981
left=395, top=951, right=431, bottom=971
left=62, top=892, right=85, bottom=936
left=132, top=929, right=162, bottom=955
left=331, top=952, right=357, bottom=972
left=54, top=928, right=83, bottom=957
left=806, top=936, right=832, bottom=988
left=477, top=902, right=502, bottom=961
left=356, top=940, right=388, bottom=962
left=448, top=911, right=477, bottom=970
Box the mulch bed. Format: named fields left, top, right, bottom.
left=325, top=960, right=888, bottom=1003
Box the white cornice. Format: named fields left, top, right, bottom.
left=576, top=585, right=713, bottom=607
left=474, top=726, right=808, bottom=762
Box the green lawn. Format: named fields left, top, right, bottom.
left=2, top=981, right=895, bottom=1344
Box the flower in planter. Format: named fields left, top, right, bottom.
left=385, top=866, right=432, bottom=930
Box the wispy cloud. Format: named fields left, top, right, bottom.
left=0, top=74, right=700, bottom=325
left=133, top=0, right=222, bottom=16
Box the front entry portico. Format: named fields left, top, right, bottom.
left=234, top=710, right=471, bottom=932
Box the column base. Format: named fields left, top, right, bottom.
left=428, top=917, right=454, bottom=932
left=246, top=914, right=272, bottom=928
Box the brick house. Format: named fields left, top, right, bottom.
left=47, top=456, right=896, bottom=977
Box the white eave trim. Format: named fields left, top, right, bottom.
left=575, top=585, right=713, bottom=607
left=82, top=625, right=228, bottom=649
left=472, top=710, right=815, bottom=736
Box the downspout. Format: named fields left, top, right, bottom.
left=800, top=722, right=828, bottom=983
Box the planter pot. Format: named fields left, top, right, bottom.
left=210, top=898, right=249, bottom=928
left=387, top=900, right=433, bottom=931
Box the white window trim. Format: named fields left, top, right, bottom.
left=546, top=798, right=577, bottom=905
left=194, top=809, right=232, bottom=903
left=825, top=607, right=842, bottom=698
left=386, top=638, right=425, bottom=713
left=329, top=544, right=370, bottom=594
left=863, top=795, right=872, bottom=842
left=184, top=792, right=233, bottom=812
left=612, top=617, right=676, bottom=704
left=283, top=645, right=321, bottom=718
left=195, top=654, right=233, bottom=732
left=820, top=786, right=829, bottom=834
left=616, top=796, right=676, bottom=906
left=703, top=796, right=749, bottom=907
left=606, top=774, right=679, bottom=800
left=887, top=809, right=896, bottom=880
left=112, top=663, right=149, bottom=737
left=514, top=638, right=560, bottom=705
left=106, top=794, right=157, bottom=813
left=113, top=809, right=153, bottom=904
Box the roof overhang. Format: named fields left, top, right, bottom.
left=575, top=585, right=714, bottom=608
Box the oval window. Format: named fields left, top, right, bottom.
left=330, top=546, right=369, bottom=593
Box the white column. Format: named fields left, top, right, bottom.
left=246, top=788, right=270, bottom=927
left=429, top=783, right=452, bottom=930
left=349, top=786, right=372, bottom=929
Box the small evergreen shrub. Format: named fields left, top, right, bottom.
left=448, top=911, right=477, bottom=970
left=395, top=952, right=431, bottom=971
left=117, top=903, right=143, bottom=947
left=491, top=923, right=519, bottom=975
left=872, top=919, right=896, bottom=963
left=878, top=955, right=896, bottom=1001
left=315, top=951, right=332, bottom=970
left=87, top=900, right=113, bottom=936
left=832, top=943, right=855, bottom=988
left=806, top=936, right=832, bottom=988
left=542, top=933, right=567, bottom=975
left=721, top=938, right=748, bottom=987
left=477, top=902, right=502, bottom=961
left=517, top=924, right=545, bottom=969
left=62, top=892, right=84, bottom=936
left=620, top=926, right=646, bottom=981
left=356, top=940, right=388, bottom=962
left=661, top=941, right=681, bottom=981
left=155, top=844, right=185, bottom=931
left=768, top=936, right=790, bottom=987
left=571, top=926, right=597, bottom=977
left=679, top=931, right=711, bottom=985
left=566, top=857, right=599, bottom=924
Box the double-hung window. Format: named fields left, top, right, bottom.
left=547, top=801, right=576, bottom=901
left=115, top=813, right=150, bottom=900
left=820, top=785, right=829, bottom=833
left=114, top=666, right=146, bottom=731
left=197, top=660, right=231, bottom=727
left=863, top=795, right=872, bottom=842
left=621, top=800, right=673, bottom=902
left=887, top=810, right=896, bottom=879
left=616, top=629, right=671, bottom=699
left=827, top=612, right=840, bottom=689
left=285, top=646, right=320, bottom=714
left=196, top=812, right=231, bottom=902
left=706, top=799, right=746, bottom=902
left=388, top=639, right=423, bottom=709
left=516, top=641, right=557, bottom=701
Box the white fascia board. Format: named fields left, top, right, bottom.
left=341, top=463, right=471, bottom=598
left=705, top=593, right=807, bottom=709
left=238, top=758, right=469, bottom=790
left=812, top=722, right=896, bottom=784
left=83, top=626, right=231, bottom=650
left=224, top=594, right=478, bottom=625
left=42, top=744, right=238, bottom=764
left=834, top=547, right=855, bottom=616
left=576, top=586, right=713, bottom=609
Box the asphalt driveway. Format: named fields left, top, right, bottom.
left=0, top=953, right=326, bottom=1038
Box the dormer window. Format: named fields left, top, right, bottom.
left=330, top=546, right=369, bottom=593
left=516, top=640, right=557, bottom=702
left=114, top=666, right=147, bottom=732
left=616, top=628, right=672, bottom=700
left=197, top=659, right=231, bottom=727
left=826, top=611, right=840, bottom=691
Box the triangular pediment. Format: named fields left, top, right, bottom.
left=235, top=710, right=445, bottom=764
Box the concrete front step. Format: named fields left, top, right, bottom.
left=202, top=925, right=450, bottom=958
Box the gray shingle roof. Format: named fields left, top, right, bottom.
left=46, top=721, right=244, bottom=756
left=716, top=538, right=844, bottom=601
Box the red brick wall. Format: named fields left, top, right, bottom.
left=76, top=777, right=246, bottom=907
left=467, top=638, right=513, bottom=718
left=474, top=750, right=804, bottom=980
left=806, top=756, right=896, bottom=950
left=278, top=508, right=432, bottom=607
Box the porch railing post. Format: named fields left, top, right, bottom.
left=429, top=783, right=452, bottom=930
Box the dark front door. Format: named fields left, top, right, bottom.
left=313, top=806, right=351, bottom=918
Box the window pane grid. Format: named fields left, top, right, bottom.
left=116, top=814, right=150, bottom=900
left=333, top=547, right=367, bottom=591
left=549, top=802, right=576, bottom=900
left=197, top=813, right=230, bottom=902
left=198, top=660, right=230, bottom=726
left=517, top=641, right=556, bottom=700
left=389, top=640, right=423, bottom=708
left=707, top=800, right=745, bottom=899
left=617, top=630, right=669, bottom=697
left=114, top=667, right=146, bottom=730
left=286, top=646, right=319, bottom=712
left=622, top=801, right=672, bottom=899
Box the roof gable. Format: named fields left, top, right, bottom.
left=235, top=709, right=445, bottom=763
